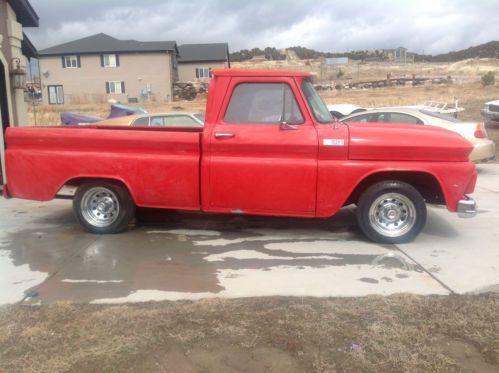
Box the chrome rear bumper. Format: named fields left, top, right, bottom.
left=457, top=197, right=477, bottom=218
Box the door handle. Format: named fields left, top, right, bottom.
left=215, top=133, right=235, bottom=139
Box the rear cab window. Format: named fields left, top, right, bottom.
left=224, top=83, right=304, bottom=124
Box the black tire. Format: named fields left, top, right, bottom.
left=356, top=180, right=426, bottom=244
left=73, top=181, right=135, bottom=234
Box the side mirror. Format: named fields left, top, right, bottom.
left=280, top=121, right=298, bottom=130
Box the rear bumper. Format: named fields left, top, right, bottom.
left=469, top=139, right=496, bottom=163
left=457, top=196, right=477, bottom=218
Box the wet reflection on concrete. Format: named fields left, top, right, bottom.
left=0, top=199, right=450, bottom=305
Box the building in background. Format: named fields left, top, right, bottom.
left=38, top=33, right=179, bottom=105
left=177, top=43, right=230, bottom=82
left=382, top=47, right=414, bottom=63
left=325, top=57, right=349, bottom=65
left=0, top=0, right=39, bottom=185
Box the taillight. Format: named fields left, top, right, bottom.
left=474, top=123, right=487, bottom=138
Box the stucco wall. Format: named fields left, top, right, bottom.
left=1, top=0, right=30, bottom=183
left=40, top=52, right=175, bottom=104
left=178, top=61, right=228, bottom=82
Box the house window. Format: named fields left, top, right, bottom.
left=195, top=67, right=211, bottom=79
left=102, top=54, right=119, bottom=67
left=63, top=55, right=80, bottom=68
left=106, top=81, right=125, bottom=94
left=48, top=85, right=64, bottom=105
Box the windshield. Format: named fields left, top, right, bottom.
left=419, top=109, right=460, bottom=123
left=301, top=80, right=334, bottom=124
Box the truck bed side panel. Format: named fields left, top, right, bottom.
left=5, top=127, right=201, bottom=210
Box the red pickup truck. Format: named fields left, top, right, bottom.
left=3, top=69, right=477, bottom=243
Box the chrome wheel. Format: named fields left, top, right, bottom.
left=368, top=193, right=416, bottom=238
left=80, top=187, right=120, bottom=228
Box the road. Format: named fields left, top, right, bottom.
left=1, top=164, right=498, bottom=305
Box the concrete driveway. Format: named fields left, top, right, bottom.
left=1, top=165, right=498, bottom=305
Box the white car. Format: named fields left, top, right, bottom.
left=481, top=100, right=499, bottom=122
left=342, top=108, right=496, bottom=163
left=327, top=104, right=366, bottom=119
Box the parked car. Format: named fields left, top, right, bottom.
left=94, top=112, right=205, bottom=127
left=3, top=69, right=478, bottom=244
left=327, top=104, right=366, bottom=119
left=342, top=108, right=495, bottom=163
left=481, top=100, right=499, bottom=122
left=61, top=104, right=147, bottom=125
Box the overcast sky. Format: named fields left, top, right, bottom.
left=26, top=0, right=499, bottom=55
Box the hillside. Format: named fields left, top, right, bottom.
left=229, top=41, right=499, bottom=63
left=430, top=41, right=499, bottom=62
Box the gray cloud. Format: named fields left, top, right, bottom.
left=26, top=0, right=499, bottom=54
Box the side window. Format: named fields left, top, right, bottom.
left=380, top=113, right=422, bottom=124
left=343, top=113, right=375, bottom=123
left=149, top=115, right=200, bottom=127
left=132, top=117, right=149, bottom=126
left=150, top=116, right=164, bottom=126
left=224, top=83, right=304, bottom=125
left=164, top=116, right=200, bottom=126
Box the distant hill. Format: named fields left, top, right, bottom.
left=428, top=41, right=499, bottom=62
left=229, top=41, right=499, bottom=63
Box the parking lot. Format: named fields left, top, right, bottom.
left=1, top=164, right=498, bottom=306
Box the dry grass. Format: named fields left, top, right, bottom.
left=0, top=295, right=497, bottom=372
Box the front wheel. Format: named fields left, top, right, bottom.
left=356, top=181, right=427, bottom=244
left=73, top=181, right=135, bottom=234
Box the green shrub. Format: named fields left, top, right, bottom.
left=481, top=71, right=495, bottom=86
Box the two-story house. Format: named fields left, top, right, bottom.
left=177, top=43, right=230, bottom=82
left=38, top=33, right=179, bottom=105
left=1, top=0, right=39, bottom=185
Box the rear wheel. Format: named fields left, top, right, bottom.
left=356, top=181, right=426, bottom=244
left=73, top=181, right=135, bottom=234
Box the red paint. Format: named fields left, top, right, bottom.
left=4, top=69, right=476, bottom=218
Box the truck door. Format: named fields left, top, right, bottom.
left=204, top=77, right=318, bottom=216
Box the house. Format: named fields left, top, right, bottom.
left=0, top=0, right=39, bottom=185
left=177, top=43, right=230, bottom=82
left=38, top=33, right=179, bottom=105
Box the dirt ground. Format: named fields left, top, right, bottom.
left=0, top=295, right=497, bottom=373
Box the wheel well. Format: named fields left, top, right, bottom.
left=62, top=177, right=134, bottom=200
left=346, top=171, right=445, bottom=206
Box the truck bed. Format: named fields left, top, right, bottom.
left=5, top=126, right=203, bottom=210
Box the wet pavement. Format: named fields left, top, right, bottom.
left=1, top=164, right=498, bottom=305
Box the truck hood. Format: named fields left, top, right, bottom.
left=347, top=122, right=473, bottom=162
